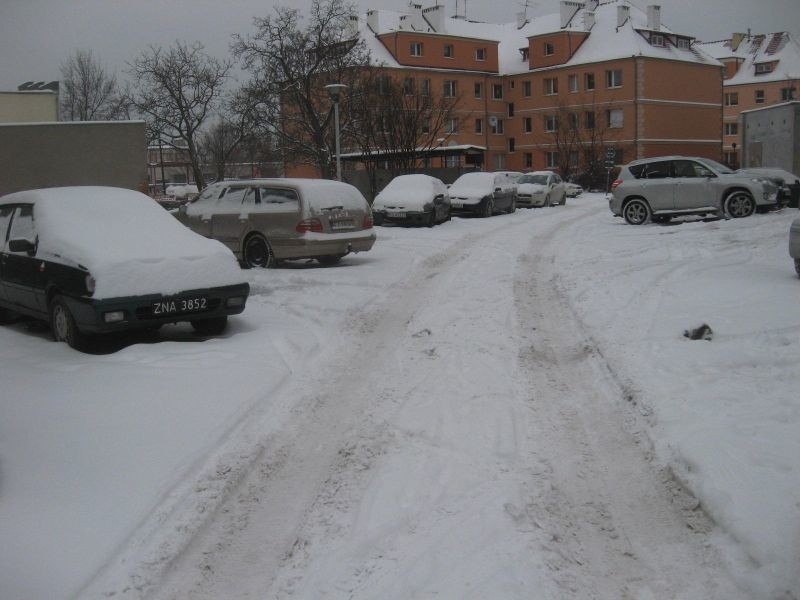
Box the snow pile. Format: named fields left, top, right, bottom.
left=7, top=186, right=245, bottom=298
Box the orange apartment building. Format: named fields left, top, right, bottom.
left=698, top=32, right=800, bottom=168
left=288, top=0, right=724, bottom=179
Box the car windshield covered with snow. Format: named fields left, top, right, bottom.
left=177, top=178, right=376, bottom=268
left=0, top=186, right=249, bottom=349
left=519, top=174, right=549, bottom=185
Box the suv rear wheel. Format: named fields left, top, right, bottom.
left=623, top=199, right=651, bottom=225
left=724, top=191, right=756, bottom=218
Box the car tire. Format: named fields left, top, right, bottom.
left=507, top=198, right=517, bottom=214
left=724, top=191, right=756, bottom=218
left=795, top=258, right=800, bottom=278
left=544, top=194, right=551, bottom=207
left=242, top=234, right=275, bottom=268
left=482, top=199, right=493, bottom=218
left=317, top=255, right=342, bottom=266
left=191, top=316, right=228, bottom=336
left=426, top=210, right=436, bottom=228
left=373, top=213, right=384, bottom=226
left=623, top=199, right=651, bottom=225
left=49, top=295, right=86, bottom=350
left=0, top=306, right=17, bottom=324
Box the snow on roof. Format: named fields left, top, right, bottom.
left=358, top=0, right=718, bottom=75
left=697, top=32, right=800, bottom=86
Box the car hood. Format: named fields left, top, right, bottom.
left=26, top=187, right=246, bottom=299
left=373, top=188, right=432, bottom=211
left=517, top=183, right=546, bottom=194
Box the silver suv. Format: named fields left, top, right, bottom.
left=609, top=156, right=779, bottom=225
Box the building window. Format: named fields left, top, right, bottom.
left=585, top=111, right=595, bottom=129
left=544, top=77, right=559, bottom=95
left=475, top=118, right=483, bottom=134
left=546, top=151, right=559, bottom=168
left=410, top=42, right=423, bottom=57
left=782, top=87, right=796, bottom=101
left=724, top=92, right=739, bottom=106
left=723, top=151, right=737, bottom=167
left=523, top=116, right=532, bottom=133
left=508, top=137, right=516, bottom=153
left=544, top=115, right=558, bottom=132
left=724, top=122, right=739, bottom=136
left=444, top=80, right=457, bottom=98
left=607, top=108, right=624, bottom=128
left=474, top=82, right=482, bottom=98
left=444, top=44, right=454, bottom=58
left=476, top=48, right=486, bottom=61
left=676, top=38, right=691, bottom=49
left=508, top=103, right=515, bottom=117
left=422, top=119, right=430, bottom=134
left=524, top=152, right=533, bottom=169
left=523, top=80, right=532, bottom=97
left=585, top=72, right=595, bottom=90
left=445, top=118, right=458, bottom=134
left=755, top=62, right=773, bottom=74
left=492, top=84, right=504, bottom=99
left=521, top=48, right=530, bottom=62
left=491, top=118, right=504, bottom=134
left=606, top=69, right=623, bottom=88
left=493, top=154, right=506, bottom=169
left=421, top=78, right=431, bottom=96
left=568, top=112, right=579, bottom=129
left=568, top=74, right=578, bottom=92
left=403, top=77, right=414, bottom=95
left=544, top=42, right=555, bottom=56
left=755, top=89, right=765, bottom=104
left=650, top=34, right=664, bottom=47
left=569, top=151, right=579, bottom=170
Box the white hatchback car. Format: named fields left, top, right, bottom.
left=372, top=174, right=450, bottom=227
left=516, top=171, right=567, bottom=207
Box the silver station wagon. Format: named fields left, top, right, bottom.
left=176, top=178, right=376, bottom=267
left=610, top=156, right=779, bottom=225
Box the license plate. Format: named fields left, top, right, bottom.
left=387, top=211, right=406, bottom=218
left=330, top=219, right=354, bottom=231
left=451, top=202, right=463, bottom=208
left=152, top=296, right=208, bottom=315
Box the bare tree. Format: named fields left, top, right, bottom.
left=198, top=90, right=260, bottom=181
left=59, top=49, right=127, bottom=120
left=232, top=0, right=370, bottom=178
left=127, top=41, right=232, bottom=190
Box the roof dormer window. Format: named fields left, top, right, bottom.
left=755, top=62, right=774, bottom=74
left=676, top=38, right=691, bottom=49
left=650, top=34, right=664, bottom=47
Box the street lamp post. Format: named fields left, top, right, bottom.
left=325, top=83, right=347, bottom=181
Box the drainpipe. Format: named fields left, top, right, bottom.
left=484, top=74, right=490, bottom=170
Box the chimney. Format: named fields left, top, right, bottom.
left=617, top=4, right=630, bottom=28
left=408, top=3, right=427, bottom=31
left=560, top=1, right=583, bottom=28
left=423, top=5, right=446, bottom=33
left=731, top=32, right=747, bottom=51
left=367, top=10, right=380, bottom=33
left=647, top=5, right=661, bottom=31
left=517, top=11, right=528, bottom=29
left=345, top=14, right=359, bottom=38
left=583, top=10, right=595, bottom=31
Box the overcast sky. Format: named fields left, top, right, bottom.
left=0, top=0, right=798, bottom=91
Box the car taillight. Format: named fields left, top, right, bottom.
left=296, top=218, right=323, bottom=233
left=611, top=179, right=623, bottom=190
left=362, top=213, right=374, bottom=229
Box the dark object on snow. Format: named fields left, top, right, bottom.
left=684, top=324, right=713, bottom=341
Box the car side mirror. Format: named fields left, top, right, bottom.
left=9, top=238, right=36, bottom=254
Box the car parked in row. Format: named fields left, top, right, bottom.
left=516, top=171, right=567, bottom=207
left=372, top=174, right=451, bottom=227
left=448, top=171, right=518, bottom=217
left=0, top=187, right=249, bottom=350
left=610, top=156, right=780, bottom=224
left=176, top=178, right=376, bottom=267
left=790, top=217, right=800, bottom=277
left=564, top=182, right=584, bottom=198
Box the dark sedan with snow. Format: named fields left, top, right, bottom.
left=0, top=187, right=249, bottom=350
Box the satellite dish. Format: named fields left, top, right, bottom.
left=489, top=115, right=498, bottom=126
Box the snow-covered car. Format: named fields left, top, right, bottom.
left=564, top=182, right=583, bottom=197
left=790, top=217, right=800, bottom=277
left=610, top=156, right=780, bottom=224
left=372, top=174, right=450, bottom=227
left=737, top=167, right=798, bottom=208
left=176, top=178, right=376, bottom=267
left=0, top=187, right=249, bottom=349
left=448, top=171, right=517, bottom=217
left=516, top=171, right=567, bottom=207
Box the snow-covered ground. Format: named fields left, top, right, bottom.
left=1, top=194, right=798, bottom=599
